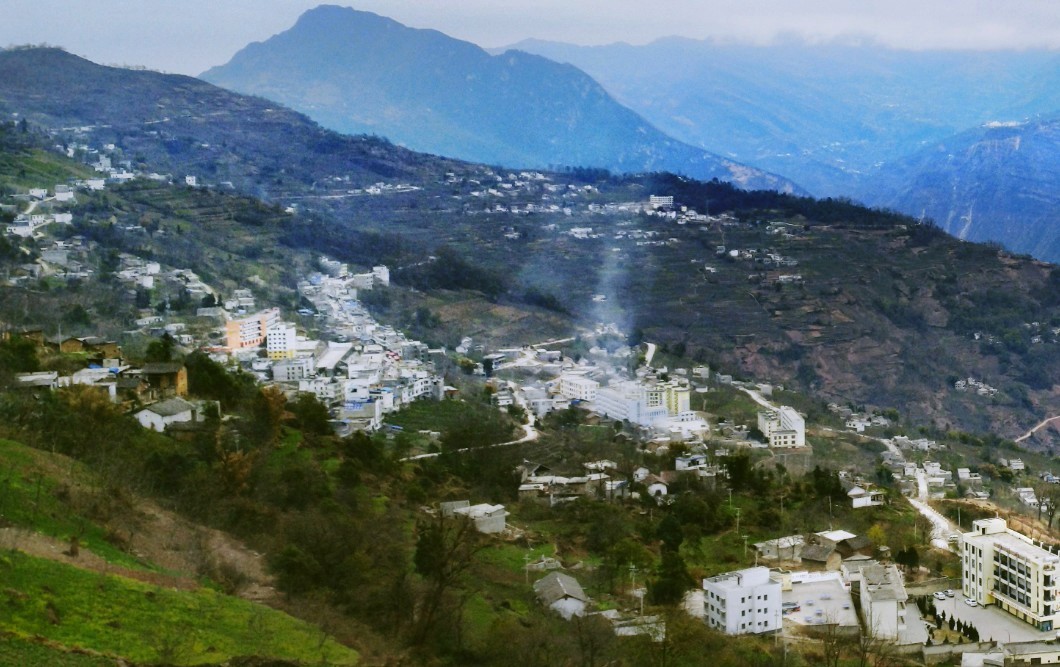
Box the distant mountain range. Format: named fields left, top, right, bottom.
left=200, top=5, right=797, bottom=192
left=863, top=117, right=1060, bottom=261
left=507, top=37, right=1060, bottom=262
left=506, top=38, right=1060, bottom=195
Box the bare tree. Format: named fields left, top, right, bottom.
left=410, top=511, right=485, bottom=647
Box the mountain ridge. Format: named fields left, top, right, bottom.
left=201, top=5, right=798, bottom=193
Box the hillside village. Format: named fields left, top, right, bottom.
left=5, top=120, right=1060, bottom=666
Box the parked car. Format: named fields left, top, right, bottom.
left=933, top=591, right=946, bottom=600
left=965, top=598, right=978, bottom=607
left=945, top=589, right=955, bottom=597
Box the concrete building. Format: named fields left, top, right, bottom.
left=224, top=307, right=281, bottom=352
left=266, top=322, right=297, bottom=360
left=757, top=406, right=805, bottom=448
left=273, top=358, right=314, bottom=382
left=961, top=518, right=1060, bottom=631
left=595, top=381, right=668, bottom=427
left=649, top=195, right=674, bottom=209
left=558, top=374, right=599, bottom=402
left=703, top=566, right=782, bottom=635
left=859, top=563, right=908, bottom=639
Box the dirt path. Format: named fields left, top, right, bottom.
left=0, top=526, right=199, bottom=589
left=0, top=500, right=276, bottom=603
left=1015, top=415, right=1060, bottom=443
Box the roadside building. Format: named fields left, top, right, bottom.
left=961, top=518, right=1060, bottom=631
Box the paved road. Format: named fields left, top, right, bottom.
left=738, top=385, right=777, bottom=411
left=644, top=342, right=657, bottom=366
left=401, top=383, right=540, bottom=462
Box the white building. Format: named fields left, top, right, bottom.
left=848, top=486, right=885, bottom=509
left=558, top=374, right=599, bottom=402
left=703, top=566, right=782, bottom=635
left=134, top=397, right=196, bottom=431
left=961, top=518, right=1060, bottom=631
left=452, top=503, right=509, bottom=534
left=757, top=406, right=805, bottom=448
left=371, top=265, right=390, bottom=286
left=266, top=322, right=297, bottom=360
left=595, top=381, right=668, bottom=427
left=859, top=563, right=908, bottom=639
left=649, top=195, right=674, bottom=209
left=273, top=358, right=314, bottom=382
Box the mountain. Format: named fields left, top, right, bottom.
left=505, top=38, right=1060, bottom=198
left=0, top=46, right=471, bottom=198
left=200, top=5, right=796, bottom=192
left=860, top=117, right=1060, bottom=262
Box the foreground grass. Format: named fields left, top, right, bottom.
left=0, top=633, right=117, bottom=667
left=0, top=550, right=358, bottom=665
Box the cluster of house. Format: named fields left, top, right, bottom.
left=5, top=208, right=74, bottom=238
left=517, top=455, right=728, bottom=507
left=12, top=238, right=91, bottom=284
left=153, top=260, right=436, bottom=433
left=222, top=306, right=441, bottom=432
left=8, top=333, right=206, bottom=433
left=954, top=376, right=999, bottom=397
left=701, top=556, right=919, bottom=643
left=553, top=367, right=711, bottom=438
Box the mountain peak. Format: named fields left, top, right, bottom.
left=201, top=8, right=796, bottom=192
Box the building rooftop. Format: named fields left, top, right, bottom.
left=965, top=518, right=1060, bottom=566
left=141, top=397, right=194, bottom=417
left=704, top=566, right=773, bottom=589
left=860, top=563, right=907, bottom=602
left=817, top=529, right=857, bottom=543
left=534, top=572, right=587, bottom=605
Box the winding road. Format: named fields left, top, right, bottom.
left=1015, top=415, right=1060, bottom=443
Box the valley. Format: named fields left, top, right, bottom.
left=0, top=10, right=1059, bottom=665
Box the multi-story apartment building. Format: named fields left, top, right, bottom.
left=266, top=322, right=297, bottom=360
left=962, top=518, right=1060, bottom=631
left=703, top=566, right=782, bottom=635
left=224, top=307, right=281, bottom=352
left=757, top=406, right=806, bottom=448
left=860, top=563, right=909, bottom=639
left=558, top=374, right=600, bottom=402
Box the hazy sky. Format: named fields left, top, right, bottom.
left=4, top=1, right=1060, bottom=76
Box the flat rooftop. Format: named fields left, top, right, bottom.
left=968, top=529, right=1060, bottom=566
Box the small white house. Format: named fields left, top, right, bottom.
left=848, top=486, right=885, bottom=509
left=442, top=500, right=509, bottom=534
left=534, top=572, right=588, bottom=619
left=134, top=397, right=195, bottom=431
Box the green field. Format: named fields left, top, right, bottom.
left=0, top=634, right=117, bottom=667
left=0, top=550, right=358, bottom=665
